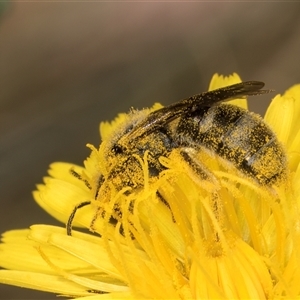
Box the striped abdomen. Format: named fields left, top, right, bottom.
left=176, top=104, right=287, bottom=185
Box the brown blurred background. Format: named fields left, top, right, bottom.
left=1, top=2, right=300, bottom=299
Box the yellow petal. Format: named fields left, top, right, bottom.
left=264, top=94, right=295, bottom=146
left=0, top=270, right=89, bottom=296
left=208, top=73, right=247, bottom=109
left=33, top=177, right=93, bottom=227
left=284, top=84, right=300, bottom=126
left=100, top=112, right=129, bottom=142
left=190, top=237, right=273, bottom=299
left=74, top=292, right=133, bottom=300
left=0, top=228, right=92, bottom=273
left=47, top=162, right=87, bottom=187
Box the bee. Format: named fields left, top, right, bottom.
left=67, top=81, right=287, bottom=235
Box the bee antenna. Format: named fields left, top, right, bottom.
left=70, top=168, right=92, bottom=190
left=66, top=201, right=91, bottom=236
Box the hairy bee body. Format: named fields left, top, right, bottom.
left=67, top=81, right=287, bottom=235
left=106, top=103, right=285, bottom=190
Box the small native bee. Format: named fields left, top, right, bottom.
left=67, top=81, right=287, bottom=235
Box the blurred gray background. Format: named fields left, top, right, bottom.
left=1, top=2, right=300, bottom=299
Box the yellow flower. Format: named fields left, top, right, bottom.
left=1, top=73, right=300, bottom=299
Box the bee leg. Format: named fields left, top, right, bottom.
left=86, top=289, right=107, bottom=294
left=179, top=148, right=219, bottom=186
left=179, top=149, right=222, bottom=241
left=88, top=205, right=124, bottom=235
left=89, top=209, right=98, bottom=233
left=156, top=191, right=176, bottom=222
left=67, top=200, right=91, bottom=236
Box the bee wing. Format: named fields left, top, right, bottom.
left=120, top=81, right=272, bottom=144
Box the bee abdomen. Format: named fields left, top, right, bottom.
left=241, top=137, right=287, bottom=185
left=177, top=104, right=287, bottom=185
left=218, top=112, right=286, bottom=185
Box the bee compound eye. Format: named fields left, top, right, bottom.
left=112, top=144, right=125, bottom=154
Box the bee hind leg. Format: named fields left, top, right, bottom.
left=179, top=148, right=219, bottom=187
left=179, top=148, right=223, bottom=241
